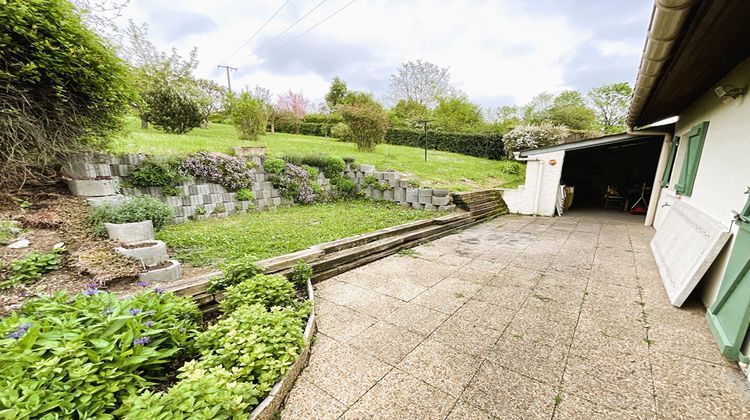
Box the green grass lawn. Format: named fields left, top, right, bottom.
left=156, top=200, right=435, bottom=267
left=114, top=117, right=523, bottom=191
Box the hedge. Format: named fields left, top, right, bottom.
left=384, top=128, right=505, bottom=160
left=274, top=114, right=343, bottom=137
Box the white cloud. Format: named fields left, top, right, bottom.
left=115, top=0, right=649, bottom=107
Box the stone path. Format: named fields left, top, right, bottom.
left=281, top=214, right=750, bottom=419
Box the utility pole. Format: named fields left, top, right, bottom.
left=416, top=119, right=432, bottom=161
left=217, top=65, right=238, bottom=92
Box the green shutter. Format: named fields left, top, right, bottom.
left=661, top=136, right=680, bottom=188
left=675, top=121, right=709, bottom=196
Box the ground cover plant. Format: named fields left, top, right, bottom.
left=157, top=200, right=434, bottom=267
left=181, top=151, right=255, bottom=191
left=0, top=246, right=65, bottom=290
left=114, top=118, right=524, bottom=191
left=88, top=196, right=174, bottom=236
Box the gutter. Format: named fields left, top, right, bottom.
left=513, top=152, right=545, bottom=216
left=627, top=0, right=698, bottom=127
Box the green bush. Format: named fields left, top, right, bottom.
left=226, top=92, right=268, bottom=141
left=384, top=128, right=505, bottom=160
left=0, top=247, right=65, bottom=290
left=331, top=177, right=360, bottom=200
left=235, top=188, right=255, bottom=201
left=194, top=303, right=309, bottom=388
left=0, top=289, right=201, bottom=419
left=88, top=196, right=175, bottom=236
left=219, top=274, right=297, bottom=313
left=278, top=154, right=344, bottom=179
left=143, top=84, right=204, bottom=134
left=290, top=261, right=313, bottom=288
left=340, top=101, right=389, bottom=151
left=262, top=158, right=285, bottom=175
left=121, top=362, right=262, bottom=419
left=502, top=161, right=522, bottom=175
left=0, top=0, right=132, bottom=190
left=208, top=255, right=262, bottom=292
left=331, top=122, right=353, bottom=142
left=363, top=175, right=391, bottom=191
left=127, top=158, right=187, bottom=188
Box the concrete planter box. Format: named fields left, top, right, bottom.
left=105, top=220, right=154, bottom=243
left=115, top=240, right=168, bottom=268
left=67, top=179, right=117, bottom=197
left=138, top=260, right=182, bottom=283
left=233, top=146, right=266, bottom=157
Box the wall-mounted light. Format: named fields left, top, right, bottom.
left=714, top=84, right=747, bottom=103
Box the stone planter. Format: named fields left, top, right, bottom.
left=138, top=260, right=182, bottom=283
left=115, top=240, right=168, bottom=268
left=66, top=179, right=118, bottom=197
left=105, top=220, right=154, bottom=243
left=233, top=146, right=267, bottom=157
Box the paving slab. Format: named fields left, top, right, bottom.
left=283, top=213, right=750, bottom=418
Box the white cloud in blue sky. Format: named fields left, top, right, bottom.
left=115, top=0, right=652, bottom=107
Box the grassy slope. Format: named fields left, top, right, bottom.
left=113, top=117, right=523, bottom=191
left=156, top=200, right=434, bottom=267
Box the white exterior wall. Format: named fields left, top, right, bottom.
left=653, top=57, right=750, bottom=307
left=503, top=151, right=565, bottom=217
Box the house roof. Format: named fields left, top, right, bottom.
left=518, top=131, right=665, bottom=158
left=628, top=0, right=750, bottom=127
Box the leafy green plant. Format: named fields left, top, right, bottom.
left=331, top=122, right=353, bottom=142
left=88, top=196, right=174, bottom=236
left=331, top=177, right=360, bottom=200
left=0, top=289, right=201, bottom=419
left=407, top=178, right=421, bottom=188
left=301, top=165, right=319, bottom=179
left=219, top=274, right=296, bottom=313
left=194, top=206, right=206, bottom=216
left=340, top=99, right=389, bottom=151
left=262, top=157, right=285, bottom=175
left=290, top=261, right=313, bottom=288
left=321, top=155, right=346, bottom=179
left=1, top=247, right=65, bottom=290
left=214, top=203, right=226, bottom=214
left=181, top=152, right=255, bottom=191
left=225, top=92, right=268, bottom=140
left=208, top=255, right=263, bottom=292
left=143, top=84, right=204, bottom=134
left=235, top=188, right=255, bottom=201
left=363, top=175, right=391, bottom=191
left=501, top=161, right=521, bottom=175
left=128, top=158, right=187, bottom=188
left=161, top=185, right=181, bottom=197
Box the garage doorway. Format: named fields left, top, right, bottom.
left=560, top=137, right=662, bottom=213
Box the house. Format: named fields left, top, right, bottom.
left=505, top=0, right=750, bottom=367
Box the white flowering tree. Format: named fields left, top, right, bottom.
left=503, top=124, right=570, bottom=157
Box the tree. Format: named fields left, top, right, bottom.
left=388, top=99, right=429, bottom=128
left=226, top=92, right=268, bottom=140
left=340, top=99, right=389, bottom=151
left=587, top=82, right=633, bottom=133
left=503, top=125, right=571, bottom=156
left=546, top=90, right=596, bottom=131
left=277, top=90, right=310, bottom=118
left=432, top=96, right=484, bottom=132
left=325, top=76, right=348, bottom=110
left=192, top=79, right=226, bottom=126
left=71, top=0, right=129, bottom=42
left=494, top=105, right=523, bottom=132
left=388, top=60, right=452, bottom=108
left=142, top=84, right=203, bottom=134
left=0, top=0, right=132, bottom=190
left=521, top=92, right=555, bottom=125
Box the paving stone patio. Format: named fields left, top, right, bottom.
left=281, top=213, right=750, bottom=419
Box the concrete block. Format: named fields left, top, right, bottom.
left=177, top=185, right=191, bottom=196
left=67, top=179, right=118, bottom=197
left=439, top=205, right=457, bottom=212
left=406, top=188, right=419, bottom=203
left=105, top=221, right=154, bottom=243
left=360, top=164, right=375, bottom=173
left=224, top=201, right=236, bottom=212
left=423, top=204, right=438, bottom=211
left=164, top=196, right=182, bottom=207
left=146, top=187, right=163, bottom=197
left=239, top=200, right=252, bottom=211
left=138, top=260, right=181, bottom=283
left=263, top=181, right=274, bottom=190
left=431, top=196, right=450, bottom=206
left=418, top=188, right=433, bottom=197
left=174, top=216, right=188, bottom=224
left=189, top=184, right=210, bottom=195
left=383, top=172, right=400, bottom=183
left=114, top=164, right=130, bottom=177
left=419, top=195, right=431, bottom=204
left=411, top=202, right=425, bottom=210
left=183, top=195, right=203, bottom=206
left=255, top=174, right=267, bottom=183
left=256, top=198, right=269, bottom=209
left=399, top=202, right=412, bottom=209
left=394, top=188, right=406, bottom=202
left=271, top=197, right=281, bottom=207
left=87, top=195, right=130, bottom=208
left=372, top=189, right=383, bottom=200
left=222, top=192, right=236, bottom=202
left=209, top=183, right=226, bottom=194
left=364, top=186, right=373, bottom=197
left=62, top=158, right=98, bottom=179
left=203, top=204, right=216, bottom=214
left=115, top=240, right=168, bottom=268
left=210, top=193, right=223, bottom=203
left=383, top=189, right=394, bottom=201
left=346, top=171, right=356, bottom=179
left=432, top=189, right=450, bottom=198
left=374, top=172, right=384, bottom=180
left=270, top=189, right=281, bottom=198
left=398, top=180, right=411, bottom=188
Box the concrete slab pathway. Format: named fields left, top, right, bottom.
left=281, top=214, right=750, bottom=419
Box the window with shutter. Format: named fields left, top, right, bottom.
left=661, top=136, right=680, bottom=188
left=675, top=121, right=709, bottom=196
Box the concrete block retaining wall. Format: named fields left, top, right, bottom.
left=64, top=154, right=454, bottom=223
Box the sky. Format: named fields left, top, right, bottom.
left=113, top=0, right=653, bottom=108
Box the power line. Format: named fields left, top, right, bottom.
left=236, top=0, right=358, bottom=70
left=233, top=0, right=329, bottom=66
left=220, top=0, right=291, bottom=65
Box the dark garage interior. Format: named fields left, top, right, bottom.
left=560, top=138, right=663, bottom=211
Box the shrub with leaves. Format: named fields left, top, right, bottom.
left=88, top=196, right=174, bottom=236
left=143, top=84, right=204, bottom=134
left=363, top=174, right=391, bottom=191
left=270, top=163, right=315, bottom=204
left=235, top=188, right=255, bottom=201
left=331, top=122, right=353, bottom=142
left=127, top=158, right=187, bottom=188
left=0, top=289, right=201, bottom=419
left=262, top=157, right=285, bottom=175
left=340, top=101, right=389, bottom=151
left=181, top=152, right=255, bottom=191
left=207, top=255, right=263, bottom=293
left=219, top=274, right=296, bottom=313
left=331, top=177, right=360, bottom=200
left=226, top=92, right=268, bottom=140
left=0, top=246, right=65, bottom=290
left=290, top=261, right=313, bottom=288
left=502, top=124, right=570, bottom=156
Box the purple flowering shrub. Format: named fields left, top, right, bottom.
left=0, top=289, right=201, bottom=418
left=181, top=152, right=255, bottom=191
left=269, top=162, right=318, bottom=204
